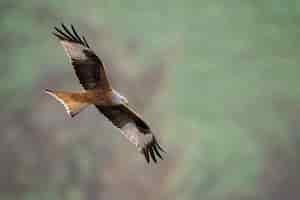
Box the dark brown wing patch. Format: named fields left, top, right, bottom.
left=97, top=104, right=149, bottom=131
left=53, top=23, right=111, bottom=90
left=96, top=105, right=165, bottom=163
left=71, top=50, right=102, bottom=90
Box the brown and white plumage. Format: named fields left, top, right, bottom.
left=96, top=105, right=165, bottom=162
left=46, top=23, right=165, bottom=163
left=53, top=24, right=111, bottom=90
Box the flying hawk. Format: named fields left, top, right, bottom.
left=45, top=24, right=165, bottom=163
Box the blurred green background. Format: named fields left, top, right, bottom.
left=1, top=0, right=300, bottom=199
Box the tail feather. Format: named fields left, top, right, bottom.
left=45, top=89, right=90, bottom=117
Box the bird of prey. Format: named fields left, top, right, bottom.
left=45, top=24, right=165, bottom=163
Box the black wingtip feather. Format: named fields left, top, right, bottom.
left=52, top=32, right=65, bottom=40
left=143, top=149, right=150, bottom=163
left=54, top=26, right=73, bottom=41
left=71, top=24, right=84, bottom=43
left=157, top=143, right=166, bottom=153
left=153, top=144, right=163, bottom=160
left=82, top=36, right=90, bottom=48
left=61, top=23, right=77, bottom=41
left=154, top=137, right=166, bottom=153
left=149, top=148, right=157, bottom=163
left=143, top=136, right=165, bottom=164
left=52, top=23, right=90, bottom=48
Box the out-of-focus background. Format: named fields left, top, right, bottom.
left=1, top=0, right=300, bottom=200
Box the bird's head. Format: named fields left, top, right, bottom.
left=112, top=90, right=129, bottom=105
left=120, top=95, right=129, bottom=105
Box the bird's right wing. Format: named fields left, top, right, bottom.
left=53, top=23, right=111, bottom=91
left=96, top=104, right=165, bottom=163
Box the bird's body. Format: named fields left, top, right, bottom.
left=45, top=24, right=164, bottom=163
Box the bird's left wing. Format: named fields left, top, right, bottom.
left=96, top=104, right=165, bottom=163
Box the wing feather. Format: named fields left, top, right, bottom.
left=71, top=24, right=83, bottom=43
left=53, top=23, right=111, bottom=90
left=96, top=105, right=165, bottom=163
left=61, top=23, right=77, bottom=41
left=82, top=36, right=90, bottom=48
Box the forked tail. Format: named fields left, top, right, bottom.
left=45, top=89, right=90, bottom=117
